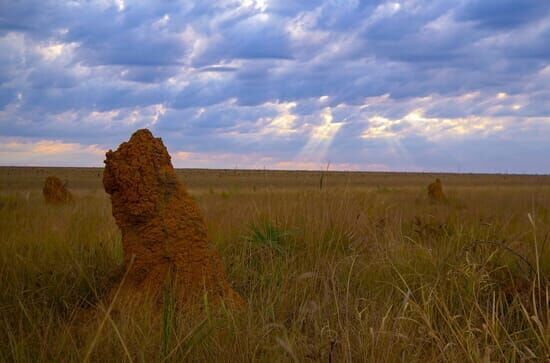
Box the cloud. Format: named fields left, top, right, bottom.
left=0, top=137, right=106, bottom=166
left=0, top=0, right=548, bottom=172
left=456, top=0, right=550, bottom=29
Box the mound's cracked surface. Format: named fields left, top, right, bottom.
left=43, top=176, right=73, bottom=204
left=103, top=129, right=244, bottom=307
left=428, top=178, right=446, bottom=202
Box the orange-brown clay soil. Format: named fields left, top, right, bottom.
left=43, top=176, right=73, bottom=204
left=427, top=178, right=446, bottom=202
left=103, top=129, right=244, bottom=307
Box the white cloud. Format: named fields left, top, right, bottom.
left=298, top=107, right=344, bottom=162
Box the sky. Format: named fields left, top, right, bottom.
left=0, top=0, right=549, bottom=173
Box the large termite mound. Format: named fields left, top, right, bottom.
left=427, top=178, right=446, bottom=202
left=43, top=176, right=73, bottom=204
left=103, top=129, right=244, bottom=307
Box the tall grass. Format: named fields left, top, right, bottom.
left=0, top=170, right=549, bottom=362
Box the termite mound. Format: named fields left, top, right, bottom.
left=103, top=129, right=244, bottom=307
left=43, top=176, right=73, bottom=204
left=427, top=178, right=446, bottom=202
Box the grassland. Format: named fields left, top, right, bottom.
left=1, top=167, right=549, bottom=362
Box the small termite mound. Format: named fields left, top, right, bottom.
left=427, top=178, right=446, bottom=202
left=103, top=129, right=244, bottom=307
left=43, top=176, right=73, bottom=204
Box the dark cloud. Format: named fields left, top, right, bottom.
left=0, top=87, right=15, bottom=107
left=27, top=65, right=78, bottom=89
left=457, top=0, right=550, bottom=29
left=192, top=16, right=293, bottom=66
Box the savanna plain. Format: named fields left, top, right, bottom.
left=1, top=167, right=549, bottom=362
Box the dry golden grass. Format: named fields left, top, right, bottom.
left=0, top=167, right=549, bottom=362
